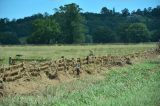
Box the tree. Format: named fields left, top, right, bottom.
left=101, top=7, right=113, bottom=16
left=117, top=23, right=130, bottom=43
left=126, top=23, right=151, bottom=42
left=1, top=5, right=160, bottom=44
left=93, top=26, right=115, bottom=43
left=54, top=3, right=86, bottom=44
left=85, top=34, right=93, bottom=43
left=151, top=5, right=160, bottom=17
left=27, top=18, right=60, bottom=44
left=136, top=9, right=143, bottom=15
left=127, top=15, right=145, bottom=23
left=152, top=29, right=160, bottom=42
left=0, top=32, right=20, bottom=44
left=121, top=8, right=130, bottom=16
left=143, top=8, right=148, bottom=16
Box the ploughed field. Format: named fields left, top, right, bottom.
left=0, top=43, right=160, bottom=106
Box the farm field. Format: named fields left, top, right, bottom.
left=0, top=58, right=160, bottom=106
left=0, top=44, right=155, bottom=65
left=1, top=0, right=159, bottom=105
left=0, top=43, right=160, bottom=106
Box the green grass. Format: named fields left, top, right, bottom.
left=1, top=58, right=160, bottom=106
left=0, top=44, right=155, bottom=65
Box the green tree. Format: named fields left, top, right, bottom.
left=121, top=8, right=130, bottom=16
left=0, top=32, right=20, bottom=44
left=85, top=34, right=93, bottom=43
left=55, top=3, right=86, bottom=44
left=1, top=5, right=160, bottom=44
left=117, top=23, right=130, bottom=43
left=27, top=18, right=60, bottom=44
left=93, top=26, right=115, bottom=43
left=151, top=6, right=160, bottom=17
left=136, top=9, right=143, bottom=15
left=101, top=7, right=113, bottom=16
left=152, top=29, right=160, bottom=42
left=126, top=23, right=151, bottom=42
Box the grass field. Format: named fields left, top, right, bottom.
left=0, top=43, right=159, bottom=106
left=0, top=58, right=160, bottom=106
left=0, top=44, right=155, bottom=65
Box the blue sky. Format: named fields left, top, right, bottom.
left=0, top=0, right=159, bottom=19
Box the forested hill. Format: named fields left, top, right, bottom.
left=0, top=3, right=160, bottom=44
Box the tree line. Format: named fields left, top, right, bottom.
left=0, top=3, right=160, bottom=44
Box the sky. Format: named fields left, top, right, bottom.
left=0, top=0, right=159, bottom=20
